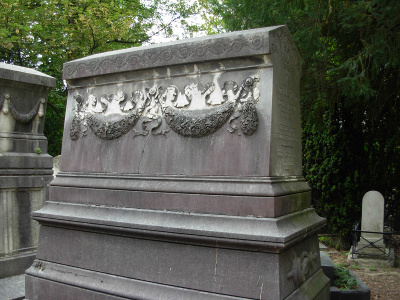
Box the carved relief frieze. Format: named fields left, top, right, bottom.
left=64, top=36, right=265, bottom=78
left=1, top=93, right=45, bottom=123
left=286, top=251, right=318, bottom=286
left=69, top=75, right=261, bottom=140
left=163, top=101, right=236, bottom=138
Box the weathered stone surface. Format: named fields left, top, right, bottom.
left=0, top=273, right=25, bottom=300
left=0, top=63, right=55, bottom=278
left=320, top=251, right=335, bottom=285
left=60, top=27, right=303, bottom=179
left=360, top=191, right=385, bottom=246
left=26, top=25, right=329, bottom=299
left=52, top=25, right=307, bottom=218
left=347, top=247, right=395, bottom=268
left=349, top=191, right=394, bottom=267
left=356, top=191, right=386, bottom=256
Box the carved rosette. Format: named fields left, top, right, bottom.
left=69, top=76, right=260, bottom=140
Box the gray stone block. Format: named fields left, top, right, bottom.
left=320, top=251, right=335, bottom=285
left=0, top=274, right=25, bottom=300
left=0, top=252, right=35, bottom=279
left=26, top=25, right=329, bottom=299
left=348, top=245, right=395, bottom=268
left=0, top=63, right=55, bottom=279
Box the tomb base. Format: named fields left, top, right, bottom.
left=0, top=252, right=36, bottom=279
left=26, top=25, right=330, bottom=299
left=26, top=201, right=329, bottom=300
left=348, top=246, right=395, bottom=268
left=26, top=264, right=329, bottom=300
left=356, top=241, right=386, bottom=256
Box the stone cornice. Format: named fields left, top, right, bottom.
left=63, top=26, right=288, bottom=80
left=0, top=63, right=56, bottom=87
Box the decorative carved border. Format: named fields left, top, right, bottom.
left=69, top=76, right=260, bottom=140
left=63, top=33, right=267, bottom=79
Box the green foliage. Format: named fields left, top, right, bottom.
left=319, top=236, right=342, bottom=250
left=348, top=265, right=360, bottom=270
left=0, top=0, right=198, bottom=156
left=34, top=147, right=41, bottom=155
left=204, top=0, right=400, bottom=237
left=333, top=266, right=358, bottom=291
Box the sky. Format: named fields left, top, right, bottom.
left=144, top=0, right=209, bottom=45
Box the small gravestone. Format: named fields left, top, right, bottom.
left=348, top=191, right=395, bottom=267
left=0, top=63, right=55, bottom=278
left=359, top=191, right=385, bottom=253
left=26, top=26, right=330, bottom=299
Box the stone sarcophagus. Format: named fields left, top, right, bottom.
left=25, top=26, right=330, bottom=299
left=0, top=63, right=55, bottom=278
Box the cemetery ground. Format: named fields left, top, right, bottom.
left=323, top=234, right=400, bottom=299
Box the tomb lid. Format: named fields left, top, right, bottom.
left=0, top=62, right=56, bottom=87
left=63, top=25, right=293, bottom=80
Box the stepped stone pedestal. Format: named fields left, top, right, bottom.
left=25, top=25, right=330, bottom=299
left=0, top=63, right=55, bottom=278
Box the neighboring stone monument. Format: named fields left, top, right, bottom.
left=0, top=63, right=55, bottom=278
left=359, top=191, right=385, bottom=253
left=26, top=25, right=330, bottom=299
left=348, top=191, right=394, bottom=267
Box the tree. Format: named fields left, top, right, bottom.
left=203, top=0, right=400, bottom=237
left=0, top=0, right=197, bottom=156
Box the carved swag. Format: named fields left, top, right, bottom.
left=70, top=76, right=260, bottom=140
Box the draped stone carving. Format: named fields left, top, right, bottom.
left=69, top=76, right=260, bottom=140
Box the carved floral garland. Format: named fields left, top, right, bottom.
left=163, top=101, right=236, bottom=138
left=69, top=76, right=260, bottom=140
left=1, top=93, right=45, bottom=123
left=87, top=111, right=142, bottom=140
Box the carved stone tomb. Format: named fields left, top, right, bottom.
left=25, top=26, right=330, bottom=299
left=0, top=63, right=55, bottom=278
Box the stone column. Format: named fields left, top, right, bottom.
left=0, top=63, right=55, bottom=278
left=26, top=26, right=329, bottom=299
